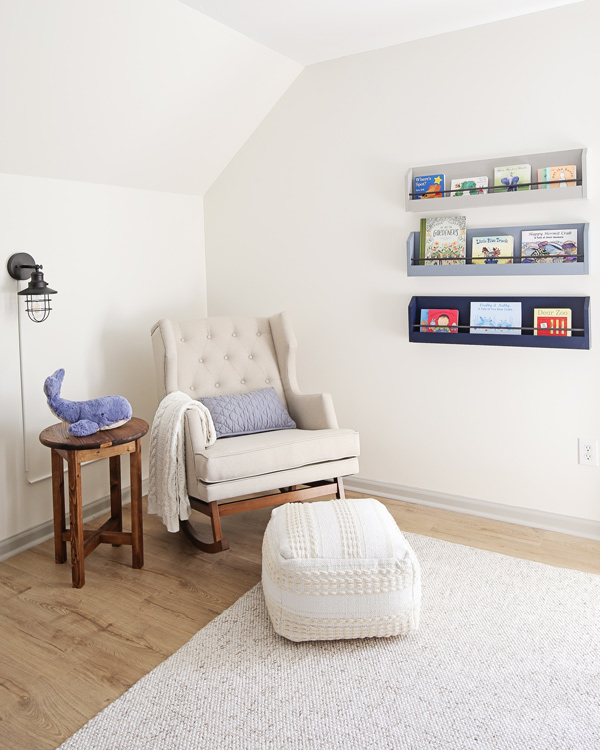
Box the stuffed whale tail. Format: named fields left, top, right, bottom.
left=44, top=368, right=65, bottom=401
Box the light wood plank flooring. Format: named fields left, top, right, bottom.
left=1, top=491, right=599, bottom=749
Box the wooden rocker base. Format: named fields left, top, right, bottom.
left=180, top=518, right=230, bottom=553
left=182, top=477, right=346, bottom=554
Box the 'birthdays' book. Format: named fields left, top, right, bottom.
left=521, top=228, right=578, bottom=263
left=537, top=165, right=577, bottom=189
left=534, top=308, right=572, bottom=336
left=471, top=235, right=514, bottom=264
left=420, top=309, right=459, bottom=333
left=470, top=301, right=522, bottom=335
left=450, top=176, right=488, bottom=196
left=413, top=174, right=445, bottom=199
left=419, top=216, right=467, bottom=265
left=493, top=164, right=531, bottom=192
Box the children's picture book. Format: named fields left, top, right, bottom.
left=413, top=174, right=445, bottom=199
left=470, top=301, right=522, bottom=335
left=493, top=164, right=531, bottom=192
left=450, top=176, right=488, bottom=197
left=521, top=228, right=578, bottom=263
left=537, top=165, right=577, bottom=189
left=420, top=309, right=459, bottom=333
left=534, top=308, right=572, bottom=336
left=419, top=216, right=467, bottom=265
left=471, top=235, right=514, bottom=264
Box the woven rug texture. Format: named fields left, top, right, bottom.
left=59, top=533, right=600, bottom=749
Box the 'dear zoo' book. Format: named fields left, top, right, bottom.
left=419, top=216, right=467, bottom=265
left=534, top=308, right=572, bottom=336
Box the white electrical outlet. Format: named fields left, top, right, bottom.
left=578, top=438, right=598, bottom=466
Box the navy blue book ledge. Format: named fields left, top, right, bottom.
left=409, top=296, right=590, bottom=350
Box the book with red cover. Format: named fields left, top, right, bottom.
left=420, top=308, right=459, bottom=333
left=534, top=308, right=571, bottom=337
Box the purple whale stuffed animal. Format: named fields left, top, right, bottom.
left=44, top=369, right=133, bottom=437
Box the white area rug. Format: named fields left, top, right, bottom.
left=59, top=534, right=600, bottom=749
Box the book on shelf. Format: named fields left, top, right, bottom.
left=470, top=301, right=522, bottom=335
left=450, top=176, right=488, bottom=197
left=521, top=228, right=578, bottom=263
left=413, top=174, right=445, bottom=199
left=493, top=164, right=531, bottom=192
left=471, top=235, right=514, bottom=264
left=534, top=308, right=572, bottom=336
left=420, top=309, right=459, bottom=333
left=537, top=165, right=577, bottom=189
left=419, top=216, right=467, bottom=265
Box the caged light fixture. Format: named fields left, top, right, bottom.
left=7, top=253, right=58, bottom=323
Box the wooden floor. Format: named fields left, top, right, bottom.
left=1, top=491, right=599, bottom=750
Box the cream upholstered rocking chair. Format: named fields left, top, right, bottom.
left=151, top=312, right=360, bottom=553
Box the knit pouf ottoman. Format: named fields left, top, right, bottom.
left=262, top=497, right=421, bottom=642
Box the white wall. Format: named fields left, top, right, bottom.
left=0, top=0, right=301, bottom=195
left=204, top=1, right=600, bottom=523
left=0, top=0, right=302, bottom=551
left=0, top=174, right=206, bottom=544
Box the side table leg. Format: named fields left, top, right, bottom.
left=109, top=455, right=122, bottom=546
left=130, top=439, right=144, bottom=569
left=67, top=452, right=85, bottom=588
left=51, top=449, right=67, bottom=564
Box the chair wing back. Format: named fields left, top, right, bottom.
left=151, top=314, right=294, bottom=406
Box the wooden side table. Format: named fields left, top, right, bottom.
left=39, top=417, right=149, bottom=588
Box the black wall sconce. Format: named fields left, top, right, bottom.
left=7, top=253, right=57, bottom=323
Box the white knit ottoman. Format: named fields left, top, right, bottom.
left=262, top=497, right=421, bottom=642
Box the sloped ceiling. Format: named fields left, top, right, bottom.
left=0, top=0, right=301, bottom=195
left=179, top=0, right=584, bottom=65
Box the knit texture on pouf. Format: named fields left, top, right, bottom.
left=262, top=498, right=421, bottom=642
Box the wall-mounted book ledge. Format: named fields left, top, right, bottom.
left=408, top=296, right=590, bottom=350
left=407, top=222, right=589, bottom=277
left=409, top=179, right=584, bottom=198
left=406, top=148, right=587, bottom=211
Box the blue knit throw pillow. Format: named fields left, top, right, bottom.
left=199, top=387, right=296, bottom=438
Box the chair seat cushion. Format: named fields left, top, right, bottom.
left=195, top=428, right=359, bottom=484
left=262, top=498, right=421, bottom=641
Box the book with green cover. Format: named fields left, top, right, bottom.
left=420, top=216, right=466, bottom=265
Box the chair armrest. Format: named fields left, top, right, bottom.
left=184, top=408, right=210, bottom=453
left=286, top=392, right=339, bottom=430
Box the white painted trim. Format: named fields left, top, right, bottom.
left=345, top=476, right=600, bottom=542
left=0, top=479, right=149, bottom=562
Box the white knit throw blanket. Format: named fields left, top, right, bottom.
left=148, top=391, right=216, bottom=533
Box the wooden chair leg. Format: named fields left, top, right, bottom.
left=180, top=501, right=230, bottom=554
left=335, top=477, right=345, bottom=500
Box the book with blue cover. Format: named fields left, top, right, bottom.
left=413, top=174, right=445, bottom=199
left=470, top=301, right=522, bottom=335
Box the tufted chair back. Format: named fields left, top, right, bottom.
left=151, top=313, right=296, bottom=407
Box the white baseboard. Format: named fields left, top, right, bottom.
left=345, top=476, right=600, bottom=542
left=0, top=479, right=149, bottom=562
